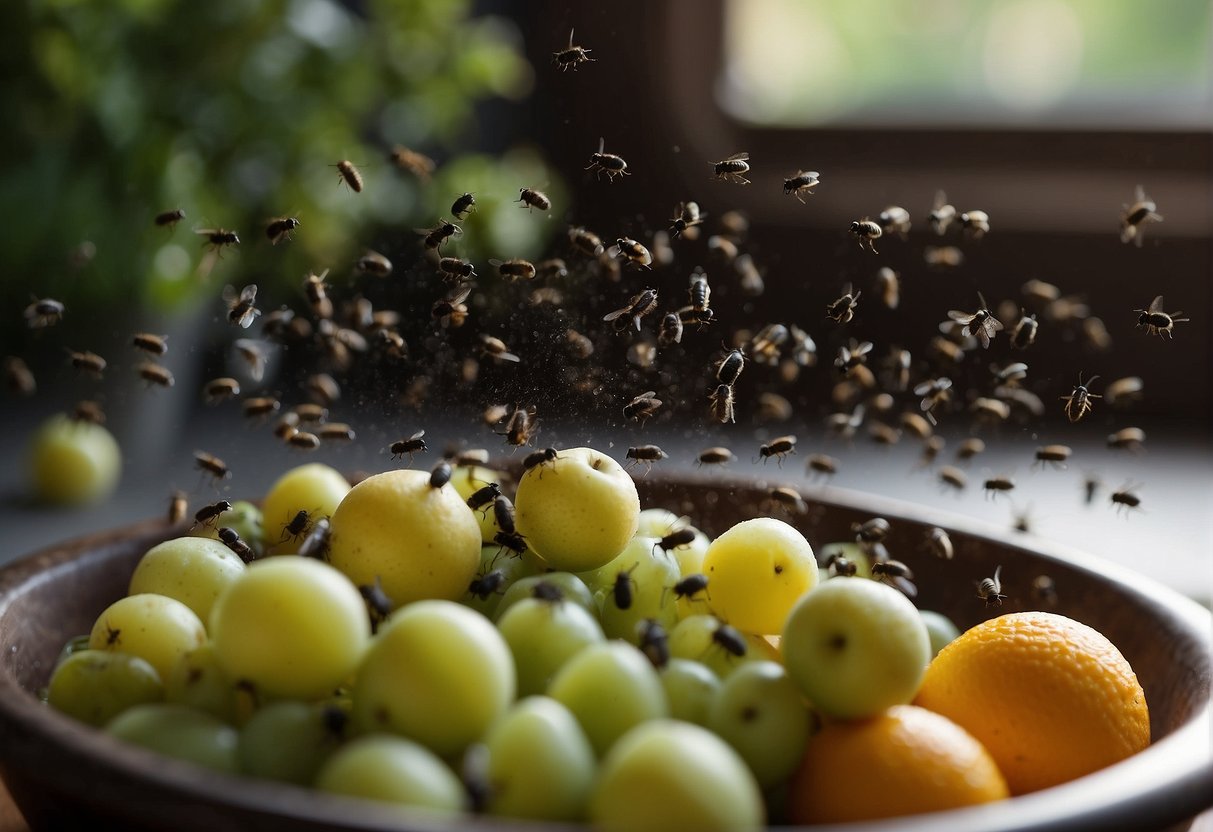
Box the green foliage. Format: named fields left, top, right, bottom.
left=0, top=0, right=539, bottom=336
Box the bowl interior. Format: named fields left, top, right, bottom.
left=0, top=475, right=1210, bottom=832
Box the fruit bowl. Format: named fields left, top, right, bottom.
left=0, top=472, right=1209, bottom=832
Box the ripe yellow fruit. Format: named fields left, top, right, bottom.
left=915, top=611, right=1149, bottom=795
left=328, top=469, right=481, bottom=607
left=789, top=705, right=1009, bottom=823
left=261, top=463, right=350, bottom=554
left=702, top=518, right=817, bottom=635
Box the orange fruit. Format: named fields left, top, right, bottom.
left=787, top=704, right=1009, bottom=823
left=915, top=611, right=1149, bottom=795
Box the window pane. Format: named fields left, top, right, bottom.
left=723, top=0, right=1213, bottom=127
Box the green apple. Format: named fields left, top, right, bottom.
left=261, top=463, right=349, bottom=554
left=106, top=704, right=239, bottom=774
left=328, top=469, right=481, bottom=607
left=547, top=640, right=667, bottom=757
left=495, top=572, right=596, bottom=621
left=27, top=413, right=121, bottom=505
left=47, top=650, right=164, bottom=727
left=514, top=447, right=639, bottom=572
left=164, top=643, right=240, bottom=724
left=352, top=600, right=514, bottom=758
left=497, top=597, right=604, bottom=696
left=129, top=537, right=245, bottom=626
left=707, top=660, right=810, bottom=789
left=484, top=696, right=596, bottom=821
left=314, top=734, right=464, bottom=815
left=659, top=658, right=721, bottom=727
left=589, top=720, right=765, bottom=832
left=584, top=536, right=680, bottom=645
left=920, top=609, right=961, bottom=658
left=702, top=517, right=817, bottom=635
left=781, top=578, right=930, bottom=719
left=237, top=700, right=342, bottom=784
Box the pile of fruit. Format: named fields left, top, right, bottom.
left=44, top=447, right=1150, bottom=829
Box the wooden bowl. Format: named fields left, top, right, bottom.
left=1, top=473, right=1210, bottom=831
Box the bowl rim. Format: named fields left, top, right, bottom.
left=0, top=475, right=1210, bottom=832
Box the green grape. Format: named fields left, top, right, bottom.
left=106, top=704, right=239, bottom=774
left=164, top=643, right=241, bottom=724
left=920, top=609, right=961, bottom=658
left=27, top=413, right=121, bottom=505
left=659, top=658, right=721, bottom=727
left=129, top=536, right=245, bottom=626
left=589, top=720, right=765, bottom=832
left=209, top=558, right=369, bottom=701
left=313, top=735, right=464, bottom=816
left=707, top=660, right=810, bottom=789
left=88, top=593, right=207, bottom=682
left=667, top=614, right=780, bottom=679
left=635, top=509, right=711, bottom=582
left=462, top=545, right=534, bottom=619
left=494, top=572, right=595, bottom=621
left=497, top=598, right=604, bottom=697
left=47, top=650, right=163, bottom=727
left=484, top=696, right=596, bottom=821
left=592, top=537, right=680, bottom=645
left=547, top=641, right=667, bottom=758
left=352, top=600, right=514, bottom=758
left=238, top=700, right=345, bottom=784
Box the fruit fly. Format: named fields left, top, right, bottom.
left=928, top=190, right=957, bottom=235
left=983, top=475, right=1015, bottom=500
left=853, top=517, right=891, bottom=544
left=432, top=284, right=472, bottom=328
left=1110, top=483, right=1143, bottom=515
left=480, top=334, right=521, bottom=364
left=623, top=391, right=663, bottom=424
left=1105, top=376, right=1144, bottom=409
left=711, top=622, right=747, bottom=658
left=782, top=170, right=820, bottom=203
left=218, top=528, right=255, bottom=563
left=437, top=257, right=476, bottom=282
left=670, top=201, right=705, bottom=238
left=467, top=569, right=507, bottom=602
left=1120, top=185, right=1163, bottom=247
left=834, top=340, right=873, bottom=377
left=190, top=499, right=231, bottom=530
left=1107, top=427, right=1146, bottom=453
left=265, top=216, right=300, bottom=245
left=586, top=137, right=629, bottom=181
left=1033, top=444, right=1072, bottom=470
left=825, top=552, right=857, bottom=578
left=696, top=447, right=736, bottom=467
left=625, top=445, right=668, bottom=475
left=499, top=404, right=538, bottom=447
left=992, top=362, right=1029, bottom=385
left=713, top=152, right=751, bottom=185
left=359, top=578, right=393, bottom=628
left=960, top=210, right=990, bottom=239
left=356, top=250, right=392, bottom=277
left=612, top=238, right=653, bottom=270
left=302, top=271, right=333, bottom=320
left=654, top=527, right=698, bottom=560
left=58, top=349, right=106, bottom=382
left=420, top=221, right=461, bottom=254
left=1032, top=575, right=1059, bottom=606
left=871, top=560, right=917, bottom=598
left=137, top=361, right=174, bottom=388
left=24, top=297, right=65, bottom=328
left=875, top=267, right=900, bottom=310
left=492, top=496, right=516, bottom=534
left=657, top=313, right=683, bottom=347
left=826, top=283, right=861, bottom=323
left=522, top=447, right=559, bottom=474
left=197, top=228, right=240, bottom=254
left=924, top=527, right=954, bottom=560
left=1061, top=373, right=1101, bottom=423
left=1134, top=295, right=1189, bottom=338
left=517, top=187, right=551, bottom=212
left=389, top=430, right=428, bottom=465
left=466, top=482, right=502, bottom=515
left=388, top=145, right=435, bottom=180
left=757, top=435, right=797, bottom=466
left=806, top=453, right=838, bottom=479
left=429, top=461, right=453, bottom=489
left=450, top=192, right=476, bottom=219
left=332, top=160, right=364, bottom=192
left=638, top=619, right=670, bottom=669
left=849, top=219, right=881, bottom=253
left=489, top=258, right=537, bottom=281
left=768, top=486, right=808, bottom=515
left=603, top=288, right=659, bottom=331
left=568, top=225, right=605, bottom=257
left=977, top=566, right=1006, bottom=606
left=708, top=383, right=735, bottom=424
left=715, top=348, right=745, bottom=386
left=947, top=292, right=1003, bottom=349
left=287, top=430, right=321, bottom=451
left=494, top=530, right=528, bottom=557
left=166, top=490, right=188, bottom=525
left=224, top=284, right=261, bottom=329
left=317, top=423, right=355, bottom=442
left=281, top=510, right=313, bottom=542
left=132, top=333, right=169, bottom=356
left=298, top=518, right=332, bottom=561
left=70, top=400, right=104, bottom=424
left=938, top=465, right=967, bottom=492
left=878, top=205, right=911, bottom=238
left=552, top=28, right=595, bottom=70
left=611, top=565, right=639, bottom=610
left=154, top=208, right=185, bottom=229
